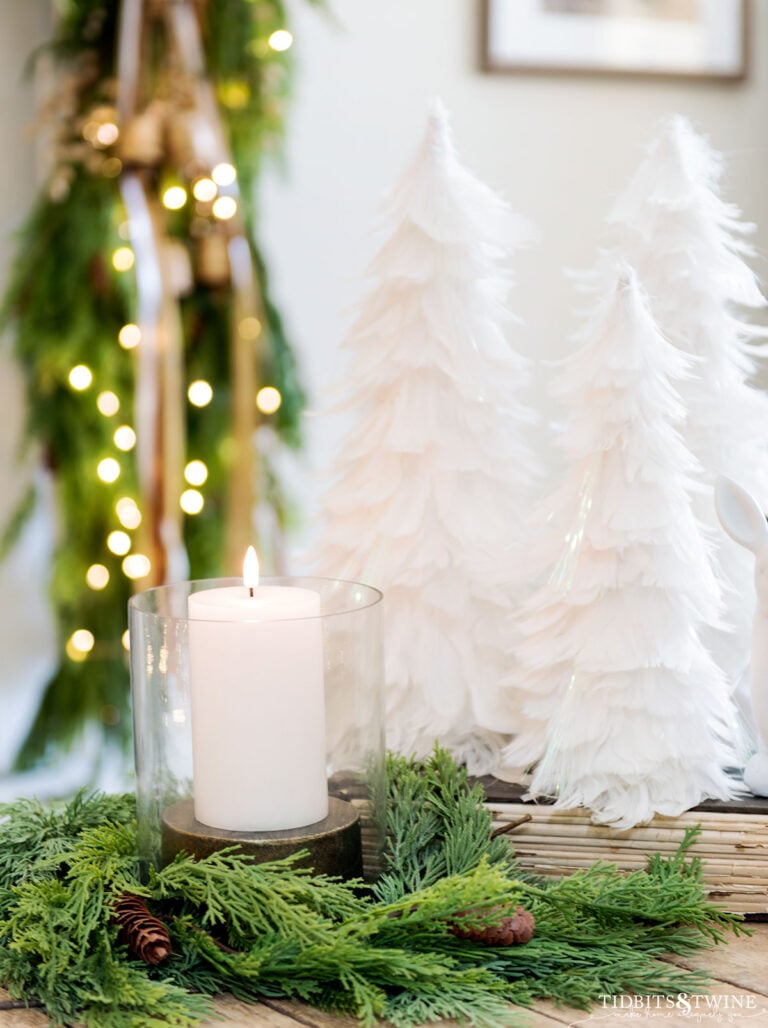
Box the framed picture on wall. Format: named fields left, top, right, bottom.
left=481, top=0, right=747, bottom=80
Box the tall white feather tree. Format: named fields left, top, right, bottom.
left=502, top=259, right=737, bottom=828
left=609, top=115, right=768, bottom=742
left=313, top=101, right=538, bottom=774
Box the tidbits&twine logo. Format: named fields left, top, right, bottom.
left=568, top=992, right=766, bottom=1024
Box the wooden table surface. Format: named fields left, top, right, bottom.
left=2, top=924, right=766, bottom=1027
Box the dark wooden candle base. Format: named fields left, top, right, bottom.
left=161, top=796, right=363, bottom=879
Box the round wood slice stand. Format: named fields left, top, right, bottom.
left=161, top=796, right=363, bottom=879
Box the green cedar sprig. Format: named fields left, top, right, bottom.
left=374, top=747, right=516, bottom=902
left=152, top=847, right=364, bottom=946
left=0, top=791, right=137, bottom=889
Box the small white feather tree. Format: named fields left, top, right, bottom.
left=610, top=115, right=768, bottom=728
left=503, top=259, right=737, bottom=828
left=313, top=101, right=538, bottom=773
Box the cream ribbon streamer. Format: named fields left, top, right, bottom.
left=163, top=0, right=267, bottom=574
left=117, top=0, right=189, bottom=586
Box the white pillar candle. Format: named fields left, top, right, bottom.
left=187, top=547, right=328, bottom=832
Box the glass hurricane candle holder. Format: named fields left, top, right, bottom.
left=129, top=576, right=384, bottom=880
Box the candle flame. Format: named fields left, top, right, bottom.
left=243, top=546, right=260, bottom=592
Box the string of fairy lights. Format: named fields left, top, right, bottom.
left=60, top=27, right=293, bottom=666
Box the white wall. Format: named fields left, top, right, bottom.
left=0, top=0, right=49, bottom=520
left=259, top=0, right=768, bottom=562
left=0, top=1, right=57, bottom=773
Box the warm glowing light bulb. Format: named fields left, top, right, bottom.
left=256, top=386, right=282, bottom=414
left=66, top=641, right=86, bottom=662
left=118, top=323, right=141, bottom=349
left=162, top=185, right=188, bottom=210
left=72, top=628, right=95, bottom=652
left=107, top=530, right=131, bottom=555
left=243, top=545, right=259, bottom=591
left=86, top=564, right=110, bottom=590
left=122, top=553, right=151, bottom=579
left=188, top=380, right=213, bottom=407
left=239, top=316, right=262, bottom=340
left=68, top=364, right=93, bottom=391
left=112, top=247, right=135, bottom=271
left=122, top=629, right=130, bottom=651
left=97, top=390, right=120, bottom=416
left=66, top=632, right=93, bottom=662
left=268, top=29, right=293, bottom=51
left=70, top=629, right=95, bottom=653
left=212, top=162, right=236, bottom=186
left=116, top=497, right=142, bottom=529
left=95, top=122, right=119, bottom=146
left=97, top=457, right=121, bottom=483
left=180, top=489, right=204, bottom=515
left=192, top=177, right=217, bottom=202
left=212, top=195, right=237, bottom=221
left=184, top=460, right=208, bottom=486
left=113, top=425, right=136, bottom=451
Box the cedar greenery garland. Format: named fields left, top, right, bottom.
left=0, top=749, right=747, bottom=1027
left=1, top=0, right=310, bottom=769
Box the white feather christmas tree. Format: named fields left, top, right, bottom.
left=610, top=115, right=768, bottom=732
left=313, top=101, right=538, bottom=774
left=503, top=259, right=737, bottom=828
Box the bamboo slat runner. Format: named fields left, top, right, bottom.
left=482, top=778, right=768, bottom=916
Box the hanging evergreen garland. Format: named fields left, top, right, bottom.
left=1, top=0, right=311, bottom=768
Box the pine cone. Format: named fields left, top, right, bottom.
left=450, top=905, right=535, bottom=946
left=113, top=893, right=172, bottom=965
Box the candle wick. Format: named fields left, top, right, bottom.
left=249, top=586, right=254, bottom=598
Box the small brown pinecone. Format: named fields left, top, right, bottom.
left=450, top=905, right=535, bottom=946
left=113, top=893, right=172, bottom=965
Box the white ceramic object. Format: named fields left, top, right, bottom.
left=715, top=476, right=768, bottom=796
